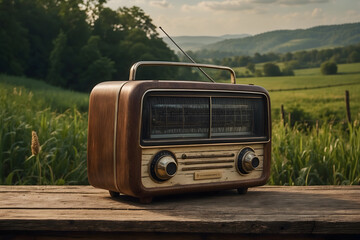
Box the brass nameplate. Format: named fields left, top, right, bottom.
left=194, top=171, right=222, bottom=180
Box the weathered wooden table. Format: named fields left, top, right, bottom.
left=0, top=186, right=359, bottom=239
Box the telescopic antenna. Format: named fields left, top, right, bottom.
left=159, top=26, right=215, bottom=83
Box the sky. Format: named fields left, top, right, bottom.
left=105, top=0, right=360, bottom=37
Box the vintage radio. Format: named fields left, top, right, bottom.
left=87, top=61, right=271, bottom=203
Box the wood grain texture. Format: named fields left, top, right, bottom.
left=0, top=185, right=359, bottom=238
left=87, top=81, right=127, bottom=192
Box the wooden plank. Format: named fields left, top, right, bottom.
left=0, top=186, right=359, bottom=236
left=3, top=232, right=358, bottom=240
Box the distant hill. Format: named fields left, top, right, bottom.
left=200, top=22, right=360, bottom=56
left=162, top=34, right=250, bottom=52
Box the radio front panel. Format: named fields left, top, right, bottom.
left=141, top=144, right=265, bottom=188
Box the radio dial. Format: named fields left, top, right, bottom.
left=151, top=151, right=178, bottom=181
left=237, top=148, right=260, bottom=174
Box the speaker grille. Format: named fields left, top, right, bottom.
left=180, top=153, right=235, bottom=171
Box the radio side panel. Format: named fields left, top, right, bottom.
left=116, top=82, right=144, bottom=196
left=87, top=82, right=126, bottom=192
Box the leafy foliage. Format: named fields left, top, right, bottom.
left=263, top=63, right=281, bottom=76
left=0, top=0, right=177, bottom=92
left=321, top=61, right=338, bottom=75
left=281, top=66, right=295, bottom=76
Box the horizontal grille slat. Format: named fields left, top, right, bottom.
left=183, top=159, right=234, bottom=165
left=181, top=153, right=235, bottom=159
left=182, top=165, right=233, bottom=171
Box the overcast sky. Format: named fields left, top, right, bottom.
left=106, top=0, right=360, bottom=36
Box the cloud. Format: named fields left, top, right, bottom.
left=149, top=0, right=171, bottom=8
left=276, top=0, right=330, bottom=6
left=253, top=0, right=276, bottom=3
left=182, top=0, right=330, bottom=13
left=311, top=7, right=323, bottom=17
left=182, top=0, right=255, bottom=12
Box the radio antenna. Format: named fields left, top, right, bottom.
left=159, top=26, right=215, bottom=83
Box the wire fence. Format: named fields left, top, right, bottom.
left=268, top=82, right=360, bottom=92
left=280, top=90, right=354, bottom=126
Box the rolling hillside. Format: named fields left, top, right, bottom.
left=200, top=22, right=360, bottom=56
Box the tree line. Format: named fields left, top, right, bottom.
left=194, top=43, right=360, bottom=70
left=0, top=0, right=190, bottom=92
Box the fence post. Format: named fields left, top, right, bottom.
left=288, top=112, right=291, bottom=126
left=345, top=90, right=351, bottom=123
left=281, top=104, right=285, bottom=126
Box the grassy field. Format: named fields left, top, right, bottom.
left=0, top=75, right=89, bottom=184
left=232, top=63, right=360, bottom=123
left=0, top=75, right=89, bottom=112
left=0, top=63, right=359, bottom=185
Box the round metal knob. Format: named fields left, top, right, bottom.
left=150, top=151, right=177, bottom=181
left=237, top=148, right=260, bottom=174
left=155, top=155, right=177, bottom=180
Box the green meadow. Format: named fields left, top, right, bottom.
left=0, top=63, right=359, bottom=185
left=0, top=75, right=89, bottom=184
left=234, top=63, right=360, bottom=122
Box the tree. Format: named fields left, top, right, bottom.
left=282, top=66, right=294, bottom=76
left=246, top=62, right=255, bottom=73
left=0, top=0, right=29, bottom=75
left=76, top=35, right=115, bottom=91
left=347, top=51, right=360, bottom=63
left=15, top=0, right=60, bottom=79
left=0, top=1, right=178, bottom=91
left=320, top=61, right=337, bottom=75
left=263, top=63, right=281, bottom=77
left=47, top=30, right=67, bottom=87
left=79, top=57, right=115, bottom=91
left=254, top=69, right=262, bottom=77
left=118, top=6, right=158, bottom=39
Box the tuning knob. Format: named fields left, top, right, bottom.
left=237, top=148, right=260, bottom=174
left=150, top=151, right=177, bottom=181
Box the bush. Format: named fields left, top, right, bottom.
left=254, top=69, right=263, bottom=77
left=263, top=63, right=281, bottom=76
left=285, top=60, right=301, bottom=69
left=246, top=62, right=255, bottom=73
left=347, top=51, right=360, bottom=63
left=321, top=61, right=338, bottom=75
left=287, top=105, right=313, bottom=127
left=282, top=66, right=295, bottom=76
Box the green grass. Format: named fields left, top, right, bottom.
left=0, top=75, right=89, bottom=112
left=1, top=63, right=359, bottom=186
left=230, top=63, right=360, bottom=122
left=0, top=77, right=88, bottom=184
left=270, top=121, right=360, bottom=185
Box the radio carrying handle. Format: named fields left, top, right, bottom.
left=129, top=61, right=237, bottom=84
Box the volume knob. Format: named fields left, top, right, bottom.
left=150, top=151, right=177, bottom=181
left=237, top=148, right=260, bottom=174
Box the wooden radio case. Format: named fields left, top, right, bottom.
left=87, top=61, right=271, bottom=203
